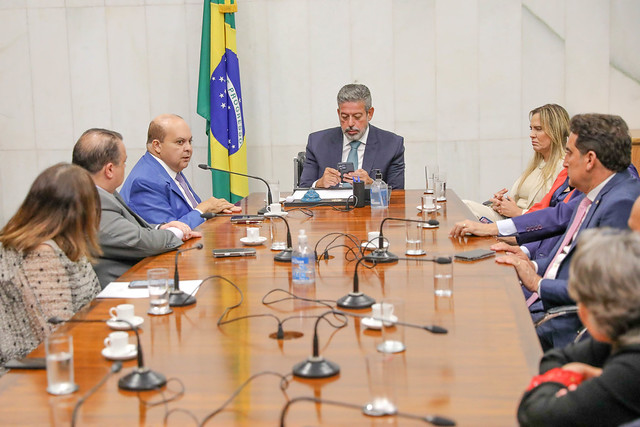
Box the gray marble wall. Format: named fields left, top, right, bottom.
left=1, top=0, right=639, bottom=226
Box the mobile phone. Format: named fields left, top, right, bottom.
left=5, top=357, right=46, bottom=370
left=230, top=215, right=264, bottom=224
left=128, top=279, right=175, bottom=289
left=478, top=216, right=494, bottom=224
left=454, top=248, right=496, bottom=261
left=212, top=248, right=257, bottom=258
left=337, top=162, right=355, bottom=175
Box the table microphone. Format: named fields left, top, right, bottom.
left=48, top=316, right=167, bottom=391
left=200, top=212, right=216, bottom=219
left=336, top=256, right=376, bottom=309
left=365, top=217, right=440, bottom=264
left=272, top=215, right=293, bottom=263
left=170, top=243, right=204, bottom=307
left=198, top=163, right=272, bottom=214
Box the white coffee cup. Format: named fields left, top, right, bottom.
left=371, top=302, right=394, bottom=321
left=103, top=331, right=129, bottom=354
left=367, top=231, right=380, bottom=243
left=246, top=227, right=260, bottom=241
left=109, top=303, right=135, bottom=322
left=266, top=203, right=282, bottom=214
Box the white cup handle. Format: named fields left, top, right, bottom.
left=266, top=205, right=272, bottom=212
left=104, top=337, right=111, bottom=347
left=109, top=307, right=117, bottom=320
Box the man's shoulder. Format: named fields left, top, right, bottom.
left=602, top=171, right=640, bottom=200
left=308, top=127, right=342, bottom=140
left=368, top=124, right=403, bottom=142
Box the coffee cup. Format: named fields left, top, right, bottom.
left=421, top=194, right=436, bottom=212
left=109, top=303, right=135, bottom=322
left=103, top=331, right=129, bottom=355
left=246, top=227, right=260, bottom=241
left=266, top=203, right=282, bottom=214
left=371, top=302, right=394, bottom=321
left=367, top=231, right=380, bottom=243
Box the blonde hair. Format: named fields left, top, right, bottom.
left=516, top=104, right=570, bottom=195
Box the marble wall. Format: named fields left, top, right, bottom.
left=1, top=0, right=639, bottom=226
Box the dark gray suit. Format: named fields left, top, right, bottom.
left=94, top=187, right=182, bottom=288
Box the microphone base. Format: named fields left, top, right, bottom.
left=257, top=206, right=268, bottom=215
left=336, top=292, right=376, bottom=309
left=364, top=249, right=399, bottom=264
left=292, top=356, right=340, bottom=379
left=274, top=248, right=293, bottom=263
left=118, top=367, right=166, bottom=391
left=169, top=290, right=196, bottom=307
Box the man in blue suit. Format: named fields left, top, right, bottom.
left=494, top=114, right=640, bottom=350
left=120, top=114, right=240, bottom=229
left=299, top=84, right=405, bottom=189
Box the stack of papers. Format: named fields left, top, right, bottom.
left=97, top=280, right=203, bottom=299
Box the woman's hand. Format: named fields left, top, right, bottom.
left=497, top=196, right=523, bottom=218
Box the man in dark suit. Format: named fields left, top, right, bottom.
left=120, top=114, right=240, bottom=229
left=73, top=128, right=201, bottom=288
left=494, top=114, right=640, bottom=350
left=299, top=84, right=405, bottom=189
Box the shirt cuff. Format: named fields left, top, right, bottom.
left=165, top=227, right=184, bottom=240
left=497, top=219, right=517, bottom=236
left=520, top=245, right=531, bottom=258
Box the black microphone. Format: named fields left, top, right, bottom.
left=170, top=243, right=204, bottom=307
left=272, top=215, right=293, bottom=263
left=336, top=257, right=377, bottom=309
left=71, top=361, right=122, bottom=427
left=365, top=217, right=440, bottom=264
left=200, top=212, right=216, bottom=219
left=48, top=316, right=166, bottom=391
left=279, top=396, right=456, bottom=426
left=198, top=163, right=272, bottom=214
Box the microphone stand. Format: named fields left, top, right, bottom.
left=336, top=257, right=376, bottom=309
left=365, top=217, right=440, bottom=264
left=169, top=243, right=204, bottom=307
left=198, top=163, right=272, bottom=214
left=272, top=215, right=293, bottom=263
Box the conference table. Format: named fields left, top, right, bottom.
left=0, top=189, right=542, bottom=426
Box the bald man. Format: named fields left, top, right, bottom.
left=120, top=114, right=240, bottom=229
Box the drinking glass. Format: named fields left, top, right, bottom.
left=45, top=333, right=78, bottom=395
left=363, top=353, right=398, bottom=416
left=434, top=255, right=454, bottom=297
left=147, top=268, right=172, bottom=315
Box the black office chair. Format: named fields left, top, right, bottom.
left=293, top=151, right=306, bottom=189
left=534, top=305, right=588, bottom=343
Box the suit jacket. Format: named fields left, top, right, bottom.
left=534, top=170, right=640, bottom=349
left=120, top=152, right=204, bottom=229
left=299, top=125, right=405, bottom=189
left=94, top=188, right=182, bottom=288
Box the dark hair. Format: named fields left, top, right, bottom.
left=72, top=128, right=123, bottom=173
left=570, top=114, right=631, bottom=172
left=0, top=163, right=102, bottom=262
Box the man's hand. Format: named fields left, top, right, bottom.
left=197, top=197, right=242, bottom=214
left=490, top=242, right=529, bottom=260
left=343, top=169, right=373, bottom=185
left=160, top=221, right=203, bottom=241
left=316, top=167, right=342, bottom=188
left=449, top=220, right=498, bottom=238
left=494, top=253, right=540, bottom=291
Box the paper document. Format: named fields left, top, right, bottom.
left=97, top=280, right=203, bottom=299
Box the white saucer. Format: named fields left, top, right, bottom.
left=102, top=344, right=137, bottom=361
left=264, top=211, right=288, bottom=217
left=361, top=241, right=389, bottom=250
left=416, top=205, right=442, bottom=212
left=106, top=316, right=144, bottom=330
left=361, top=315, right=398, bottom=330
left=436, top=197, right=446, bottom=202
left=240, top=236, right=267, bottom=246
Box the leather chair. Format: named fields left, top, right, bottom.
left=293, top=151, right=306, bottom=189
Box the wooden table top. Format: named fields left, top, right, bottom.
left=0, top=189, right=541, bottom=426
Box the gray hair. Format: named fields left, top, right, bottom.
left=337, top=84, right=372, bottom=111
left=569, top=228, right=640, bottom=346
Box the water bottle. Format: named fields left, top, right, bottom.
left=370, top=170, right=388, bottom=209
left=292, top=229, right=315, bottom=285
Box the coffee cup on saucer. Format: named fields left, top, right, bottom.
left=246, top=227, right=260, bottom=242
left=265, top=203, right=282, bottom=215
left=104, top=332, right=129, bottom=354
left=371, top=302, right=394, bottom=323
left=109, top=303, right=135, bottom=322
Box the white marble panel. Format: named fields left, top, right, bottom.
left=146, top=5, right=190, bottom=118
left=185, top=0, right=200, bottom=4
left=308, top=0, right=350, bottom=132
left=393, top=0, right=436, bottom=142
left=105, top=6, right=150, bottom=146
left=403, top=140, right=438, bottom=190
left=267, top=144, right=302, bottom=191
left=521, top=7, right=565, bottom=132
left=0, top=175, right=4, bottom=227
left=106, top=0, right=144, bottom=6
left=245, top=145, right=275, bottom=192
left=0, top=1, right=27, bottom=10
left=67, top=7, right=112, bottom=138
left=610, top=0, right=640, bottom=84
left=349, top=0, right=395, bottom=133
left=36, top=149, right=73, bottom=171
left=435, top=0, right=479, bottom=141
left=478, top=0, right=521, bottom=139
left=123, top=147, right=146, bottom=177
left=0, top=150, right=40, bottom=225
left=437, top=140, right=480, bottom=201
left=27, top=7, right=75, bottom=150
left=522, top=0, right=565, bottom=39
left=266, top=0, right=310, bottom=147
left=565, top=0, right=609, bottom=114
left=28, top=0, right=65, bottom=7
left=146, top=0, right=183, bottom=5
left=609, top=67, right=640, bottom=129
left=0, top=9, right=36, bottom=151
left=184, top=3, right=205, bottom=148
left=66, top=0, right=104, bottom=7
left=476, top=138, right=524, bottom=201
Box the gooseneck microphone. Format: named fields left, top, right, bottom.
left=198, top=163, right=272, bottom=214
left=336, top=257, right=376, bottom=309
left=200, top=212, right=216, bottom=219
left=365, top=217, right=440, bottom=264
left=170, top=243, right=204, bottom=307
left=272, top=215, right=293, bottom=263
left=71, top=361, right=122, bottom=427
left=48, top=316, right=166, bottom=391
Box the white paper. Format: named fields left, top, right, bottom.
left=97, top=280, right=203, bottom=299
left=291, top=189, right=353, bottom=200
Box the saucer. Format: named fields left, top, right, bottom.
left=416, top=205, right=442, bottom=212
left=436, top=197, right=447, bottom=202
left=102, top=344, right=137, bottom=361
left=264, top=211, right=288, bottom=217
left=361, top=241, right=389, bottom=250
left=106, top=316, right=144, bottom=330
left=361, top=315, right=398, bottom=330
left=240, top=236, right=267, bottom=246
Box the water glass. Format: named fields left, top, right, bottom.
left=377, top=299, right=405, bottom=354
left=434, top=255, right=454, bottom=297
left=421, top=194, right=436, bottom=212
left=45, top=333, right=78, bottom=395
left=269, top=218, right=287, bottom=250
left=435, top=172, right=447, bottom=201
left=405, top=220, right=425, bottom=256
left=363, top=353, right=399, bottom=416
left=268, top=179, right=280, bottom=204
left=147, top=268, right=172, bottom=315
left=425, top=165, right=438, bottom=194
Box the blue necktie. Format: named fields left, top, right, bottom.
left=347, top=141, right=362, bottom=169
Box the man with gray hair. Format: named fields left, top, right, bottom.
left=299, top=83, right=405, bottom=189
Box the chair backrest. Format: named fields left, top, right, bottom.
left=293, top=151, right=306, bottom=189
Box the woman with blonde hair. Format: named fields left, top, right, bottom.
left=0, top=163, right=101, bottom=372
left=465, top=104, right=569, bottom=222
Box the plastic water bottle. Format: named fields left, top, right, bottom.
left=292, top=229, right=315, bottom=285
left=370, top=170, right=388, bottom=209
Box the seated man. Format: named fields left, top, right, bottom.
left=493, top=114, right=640, bottom=350
left=120, top=114, right=240, bottom=229
left=299, top=84, right=405, bottom=189
left=72, top=128, right=201, bottom=288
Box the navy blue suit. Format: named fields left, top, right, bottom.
left=299, top=125, right=405, bottom=189
left=120, top=152, right=204, bottom=229
left=533, top=170, right=640, bottom=349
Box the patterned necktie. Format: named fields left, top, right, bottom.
left=175, top=173, right=198, bottom=208
left=347, top=141, right=362, bottom=170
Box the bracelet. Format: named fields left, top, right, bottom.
left=526, top=367, right=583, bottom=391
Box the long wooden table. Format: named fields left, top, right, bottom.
left=0, top=190, right=541, bottom=426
